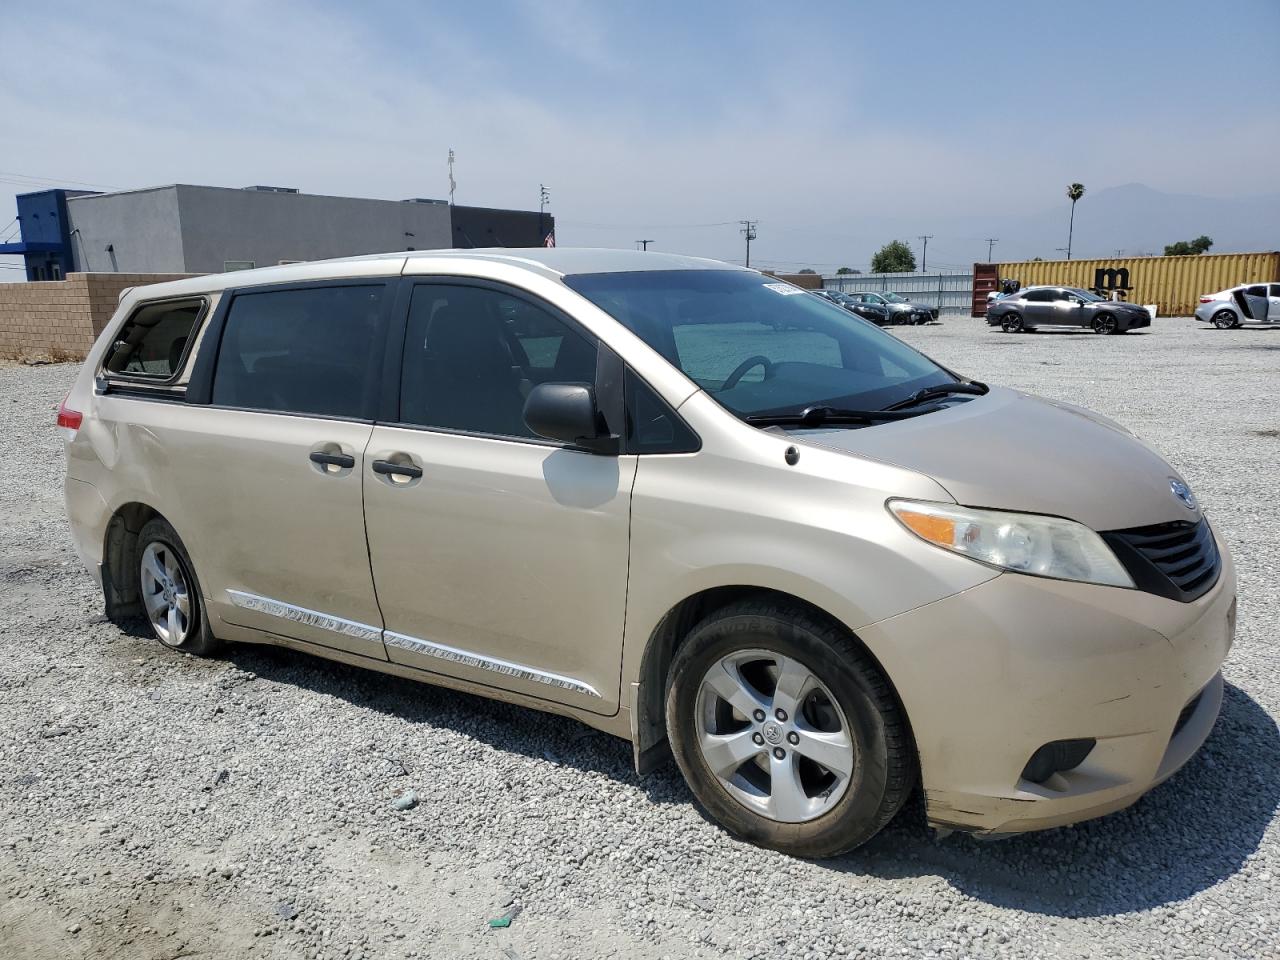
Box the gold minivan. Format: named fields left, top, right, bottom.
left=61, top=249, right=1234, bottom=856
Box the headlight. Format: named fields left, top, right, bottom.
left=888, top=500, right=1134, bottom=588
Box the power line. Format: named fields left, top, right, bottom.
left=0, top=170, right=118, bottom=190
left=557, top=219, right=737, bottom=230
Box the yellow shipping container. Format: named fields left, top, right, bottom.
left=990, top=252, right=1280, bottom=316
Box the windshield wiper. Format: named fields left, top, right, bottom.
left=881, top=380, right=988, bottom=411
left=745, top=403, right=947, bottom=428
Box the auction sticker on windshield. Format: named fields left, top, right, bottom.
left=763, top=283, right=806, bottom=295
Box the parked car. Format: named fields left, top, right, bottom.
left=1194, top=282, right=1279, bottom=328
left=61, top=249, right=1233, bottom=858
left=814, top=289, right=890, bottom=325
left=986, top=285, right=1152, bottom=334
left=848, top=292, right=935, bottom=325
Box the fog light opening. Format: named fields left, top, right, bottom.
left=1021, top=738, right=1097, bottom=785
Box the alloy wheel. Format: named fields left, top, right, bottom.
left=140, top=542, right=192, bottom=647
left=695, top=649, right=855, bottom=823
left=1212, top=311, right=1236, bottom=330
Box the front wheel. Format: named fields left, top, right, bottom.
left=137, top=518, right=221, bottom=656
left=1212, top=310, right=1238, bottom=330
left=665, top=600, right=915, bottom=858
left=1092, top=314, right=1117, bottom=335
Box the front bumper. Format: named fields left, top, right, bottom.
left=857, top=528, right=1236, bottom=835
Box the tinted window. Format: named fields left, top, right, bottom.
left=1245, top=285, right=1267, bottom=297
left=400, top=284, right=597, bottom=439
left=104, top=299, right=204, bottom=380
left=1270, top=285, right=1280, bottom=298
left=211, top=285, right=385, bottom=418
left=1022, top=289, right=1056, bottom=302
left=625, top=368, right=699, bottom=453
left=564, top=270, right=948, bottom=418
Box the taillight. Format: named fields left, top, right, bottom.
left=57, top=395, right=83, bottom=438
left=1198, top=295, right=1214, bottom=303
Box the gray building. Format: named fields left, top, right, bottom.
left=2, top=184, right=554, bottom=280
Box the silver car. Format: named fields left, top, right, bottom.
left=987, top=285, right=1152, bottom=334
left=1194, top=283, right=1279, bottom=328
left=61, top=249, right=1233, bottom=857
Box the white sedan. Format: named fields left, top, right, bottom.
left=1195, top=282, right=1280, bottom=328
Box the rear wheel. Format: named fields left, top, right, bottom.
left=137, top=518, right=220, bottom=656
left=665, top=599, right=915, bottom=858
left=1001, top=313, right=1024, bottom=333
left=1092, top=314, right=1117, bottom=335
left=1212, top=310, right=1238, bottom=330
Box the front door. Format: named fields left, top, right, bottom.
left=1048, top=289, right=1088, bottom=326
left=362, top=280, right=635, bottom=715
left=191, top=281, right=395, bottom=659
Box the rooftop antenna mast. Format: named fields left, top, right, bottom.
left=447, top=149, right=456, bottom=205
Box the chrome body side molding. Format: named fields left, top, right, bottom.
left=225, top=589, right=601, bottom=699
left=384, top=631, right=602, bottom=699
left=226, top=590, right=383, bottom=645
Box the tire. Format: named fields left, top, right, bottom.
left=665, top=599, right=915, bottom=858
left=136, top=518, right=221, bottom=656
left=1092, top=313, right=1117, bottom=335
left=1212, top=310, right=1238, bottom=330
left=1000, top=313, right=1024, bottom=333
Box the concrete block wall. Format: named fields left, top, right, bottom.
left=0, top=273, right=197, bottom=362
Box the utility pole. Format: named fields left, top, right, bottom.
left=447, top=149, right=456, bottom=205
left=917, top=235, right=933, bottom=273
left=984, top=238, right=998, bottom=262
left=539, top=185, right=551, bottom=246
left=635, top=240, right=654, bottom=251
left=1114, top=248, right=1124, bottom=257
left=740, top=220, right=757, bottom=268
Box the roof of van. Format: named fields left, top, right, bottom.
left=121, top=248, right=750, bottom=301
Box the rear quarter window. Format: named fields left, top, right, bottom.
left=103, top=299, right=206, bottom=381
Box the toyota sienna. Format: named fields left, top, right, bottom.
left=61, top=249, right=1234, bottom=857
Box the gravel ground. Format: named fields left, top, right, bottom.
left=1, top=316, right=1277, bottom=960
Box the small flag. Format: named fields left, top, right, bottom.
left=544, top=232, right=555, bottom=248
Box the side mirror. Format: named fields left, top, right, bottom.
left=523, top=383, right=619, bottom=454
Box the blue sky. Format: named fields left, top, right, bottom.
left=2, top=0, right=1277, bottom=275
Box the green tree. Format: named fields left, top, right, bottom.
left=797, top=268, right=817, bottom=274
left=870, top=240, right=916, bottom=273
left=1163, top=235, right=1213, bottom=256
left=1065, top=183, right=1085, bottom=260
left=836, top=266, right=861, bottom=275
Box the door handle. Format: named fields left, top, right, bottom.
left=310, top=451, right=355, bottom=469
left=372, top=459, right=423, bottom=479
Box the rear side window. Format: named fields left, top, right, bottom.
left=211, top=285, right=386, bottom=419
left=1022, top=289, right=1055, bottom=302
left=104, top=299, right=204, bottom=380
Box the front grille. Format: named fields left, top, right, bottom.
left=1172, top=689, right=1204, bottom=739
left=1103, top=518, right=1220, bottom=602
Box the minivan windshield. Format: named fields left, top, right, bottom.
left=564, top=270, right=954, bottom=418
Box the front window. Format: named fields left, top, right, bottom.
left=882, top=292, right=908, bottom=303
left=563, top=270, right=951, bottom=418
left=1066, top=288, right=1105, bottom=302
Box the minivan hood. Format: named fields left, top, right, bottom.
left=796, top=387, right=1199, bottom=532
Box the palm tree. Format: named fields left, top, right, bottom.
left=1065, top=183, right=1085, bottom=260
